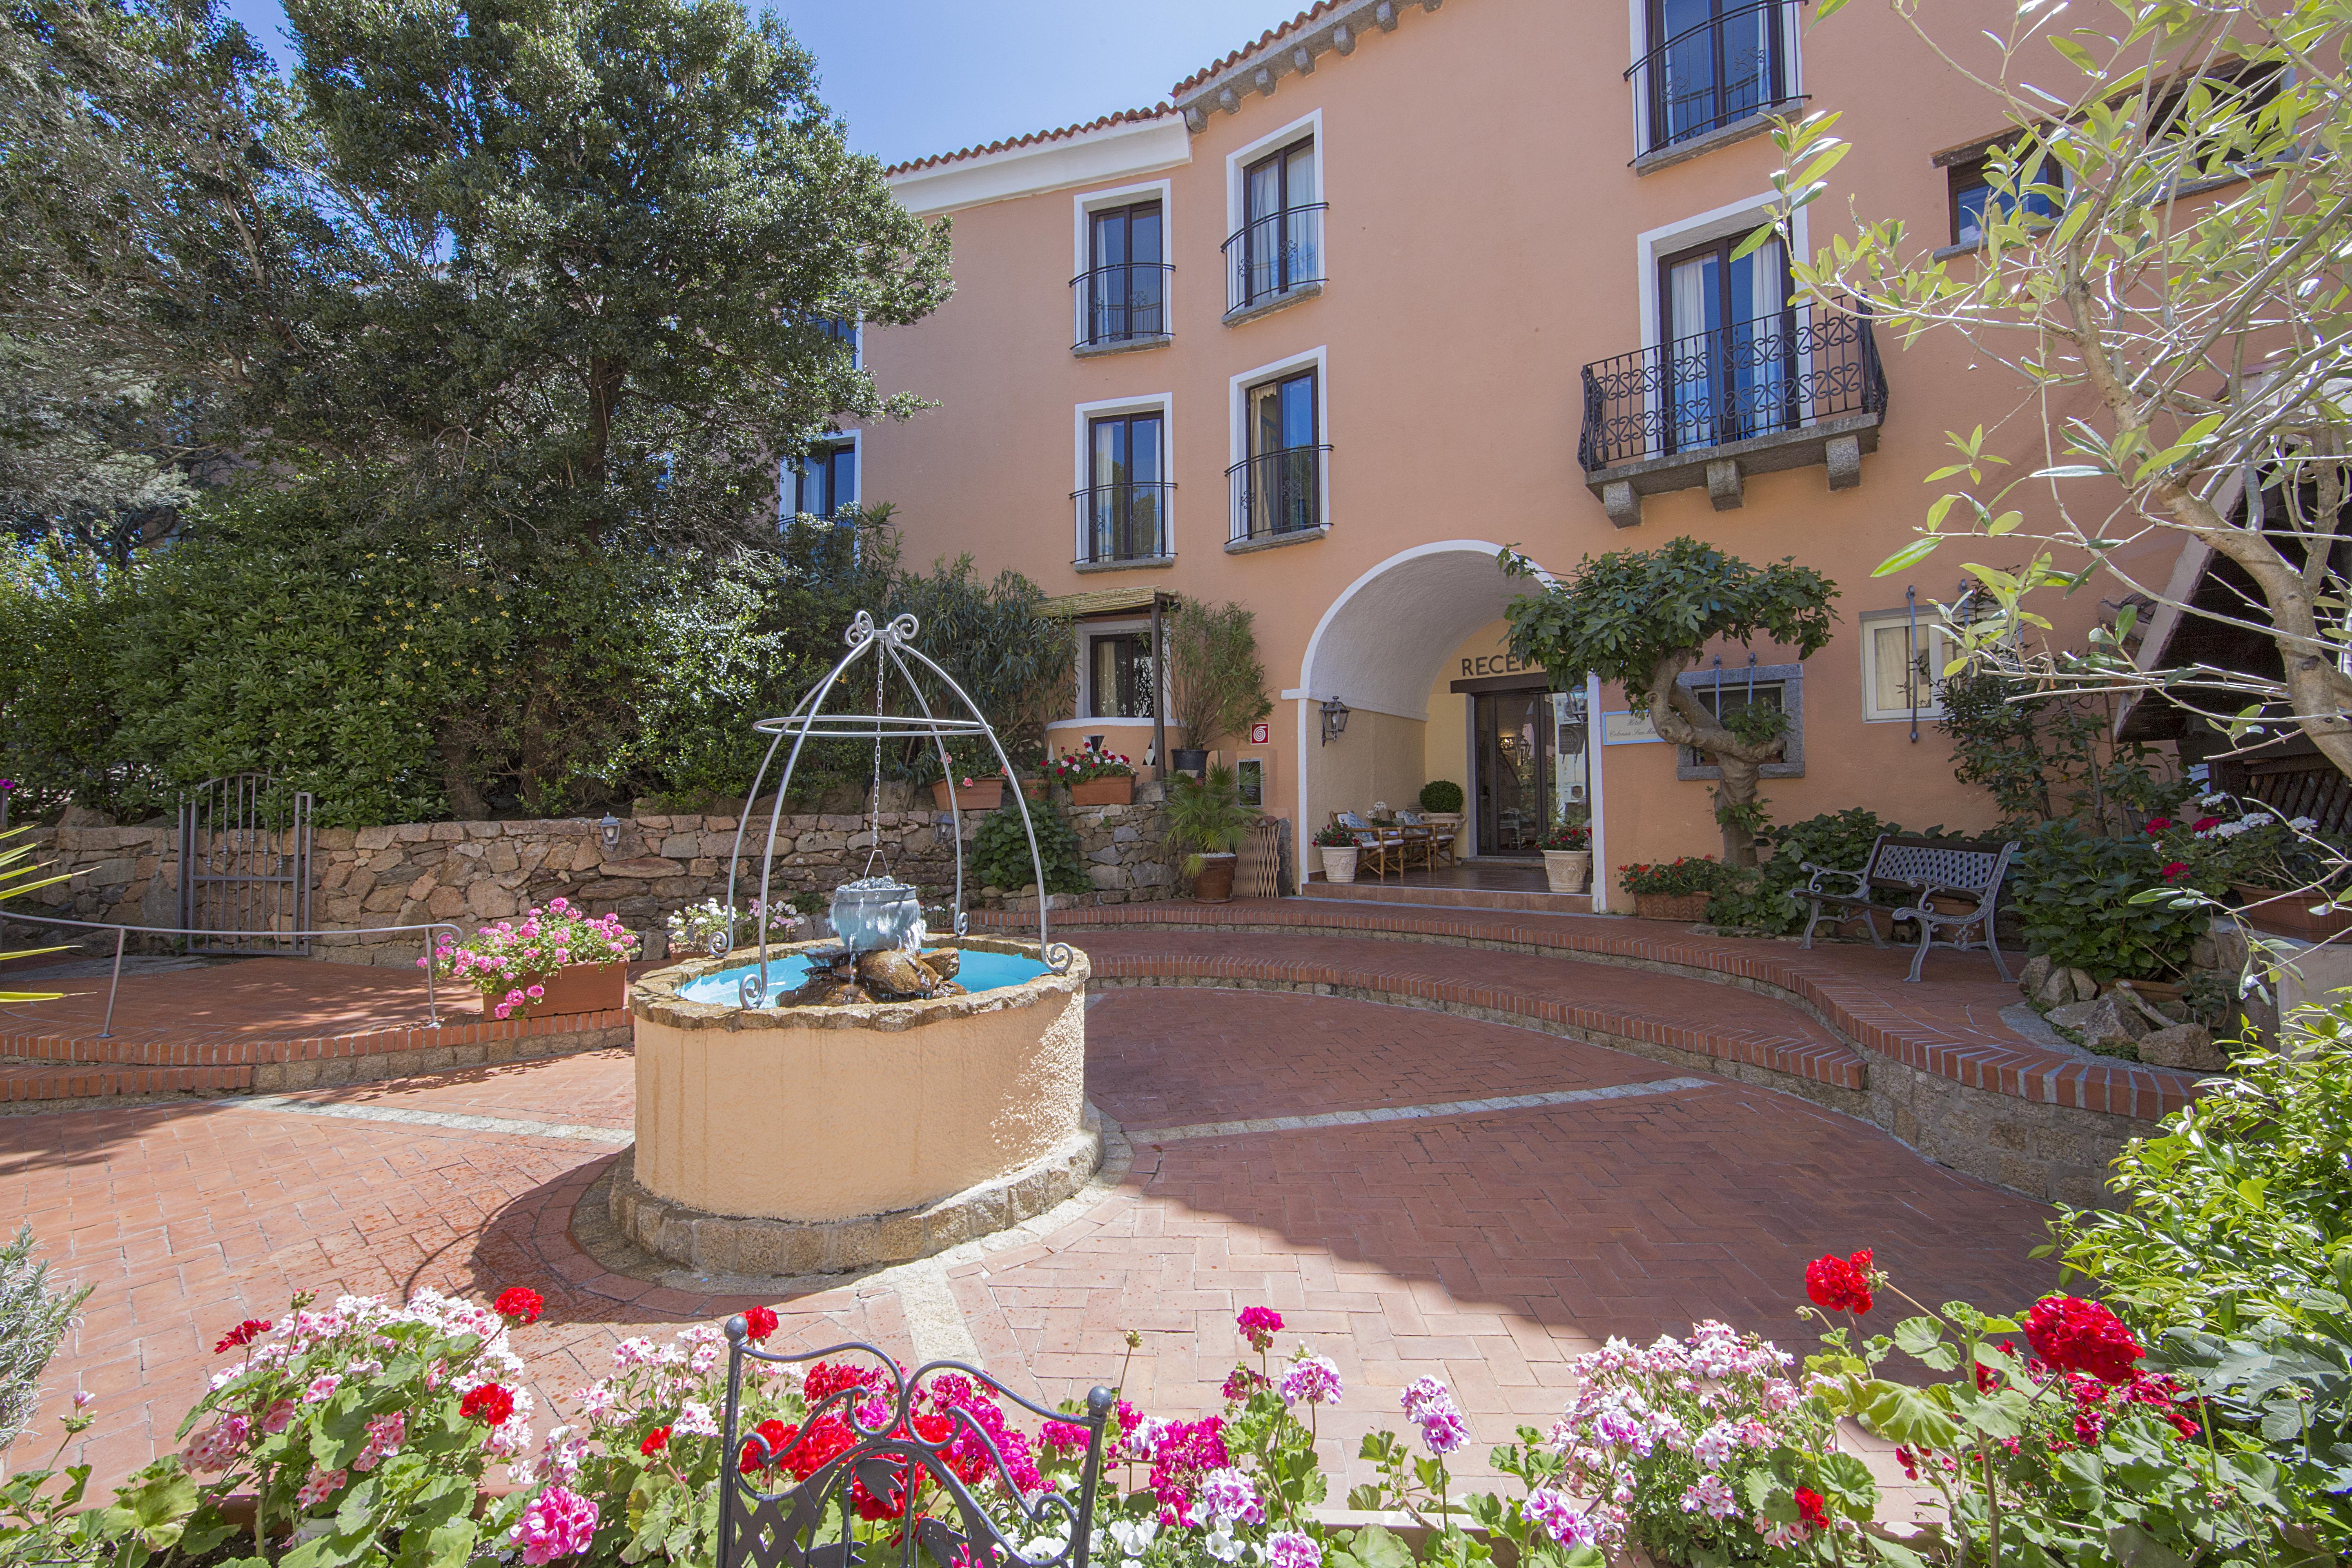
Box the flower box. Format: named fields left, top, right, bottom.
left=1068, top=776, right=1134, bottom=807
left=1633, top=892, right=1712, bottom=923
left=932, top=777, right=1005, bottom=813
left=2232, top=883, right=2352, bottom=941
left=472, top=958, right=628, bottom=1019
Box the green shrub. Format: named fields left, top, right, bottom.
left=1619, top=856, right=1744, bottom=897
left=1418, top=780, right=1463, bottom=814
left=2011, top=817, right=2207, bottom=980
left=970, top=796, right=1089, bottom=897
left=1706, top=807, right=1903, bottom=933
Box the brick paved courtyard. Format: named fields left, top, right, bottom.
left=7, top=980, right=2059, bottom=1499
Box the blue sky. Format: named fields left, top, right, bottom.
left=218, top=0, right=1292, bottom=167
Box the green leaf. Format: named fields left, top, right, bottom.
left=1856, top=1381, right=1963, bottom=1449
left=1874, top=537, right=1942, bottom=576
left=1350, top=1523, right=1418, bottom=1568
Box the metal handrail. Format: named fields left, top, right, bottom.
left=3, top=911, right=470, bottom=1038
left=1068, top=261, right=1173, bottom=350
left=1070, top=481, right=1174, bottom=565
left=1624, top=0, right=1798, bottom=156
left=1225, top=444, right=1332, bottom=544
left=1577, top=297, right=1885, bottom=471
left=1220, top=203, right=1328, bottom=313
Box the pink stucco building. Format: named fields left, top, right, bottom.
left=810, top=0, right=2131, bottom=907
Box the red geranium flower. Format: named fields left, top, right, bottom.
left=640, top=1425, right=671, bottom=1457
left=2143, top=817, right=2173, bottom=834
left=1795, top=1487, right=1829, bottom=1530
left=2162, top=861, right=2190, bottom=882
left=1236, top=1306, right=1284, bottom=1352
left=1804, top=1248, right=1875, bottom=1314
left=743, top=1305, right=779, bottom=1342
left=493, top=1287, right=544, bottom=1325
left=2024, top=1296, right=2144, bottom=1385
left=1893, top=1446, right=1919, bottom=1480
left=460, top=1383, right=516, bottom=1425
left=741, top=1418, right=796, bottom=1474
left=214, top=1319, right=272, bottom=1354
left=2193, top=816, right=2222, bottom=833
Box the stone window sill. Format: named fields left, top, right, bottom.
left=1224, top=281, right=1323, bottom=328
left=1225, top=523, right=1329, bottom=555
left=1630, top=110, right=1786, bottom=176
left=1074, top=555, right=1176, bottom=574
left=1073, top=334, right=1172, bottom=359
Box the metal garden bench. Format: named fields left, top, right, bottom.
left=1798, top=834, right=2018, bottom=983
left=718, top=1319, right=1115, bottom=1568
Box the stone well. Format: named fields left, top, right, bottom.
left=616, top=935, right=1098, bottom=1275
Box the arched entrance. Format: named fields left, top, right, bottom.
left=1292, top=542, right=1601, bottom=878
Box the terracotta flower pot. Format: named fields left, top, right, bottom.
left=2232, top=884, right=2352, bottom=941
left=1068, top=776, right=1135, bottom=807
left=1319, top=845, right=1359, bottom=884
left=1542, top=849, right=1592, bottom=894
left=932, top=777, right=1006, bottom=813
left=1633, top=892, right=1712, bottom=923
left=1191, top=853, right=1237, bottom=902
left=474, top=959, right=628, bottom=1020
left=1020, top=777, right=1045, bottom=801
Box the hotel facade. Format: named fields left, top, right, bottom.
left=815, top=0, right=2132, bottom=909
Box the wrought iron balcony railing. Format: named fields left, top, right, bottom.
left=1626, top=0, right=1797, bottom=158
left=1227, top=445, right=1330, bottom=545
left=1577, top=299, right=1884, bottom=472
left=1222, top=205, right=1327, bottom=316
left=1071, top=481, right=1174, bottom=566
left=1070, top=263, right=1173, bottom=350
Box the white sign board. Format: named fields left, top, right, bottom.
left=1601, top=710, right=1664, bottom=746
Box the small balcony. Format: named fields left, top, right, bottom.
left=1627, top=0, right=1799, bottom=170
left=1578, top=298, right=1886, bottom=528
left=1069, top=263, right=1173, bottom=355
left=1226, top=445, right=1330, bottom=550
left=1222, top=205, right=1327, bottom=322
left=1071, top=481, right=1174, bottom=570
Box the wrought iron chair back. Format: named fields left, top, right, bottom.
left=719, top=1319, right=1115, bottom=1568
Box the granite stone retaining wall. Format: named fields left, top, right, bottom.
left=15, top=789, right=1170, bottom=963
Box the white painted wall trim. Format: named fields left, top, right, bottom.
left=889, top=116, right=1192, bottom=217
left=1586, top=671, right=1610, bottom=911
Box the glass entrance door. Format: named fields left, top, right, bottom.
left=1474, top=686, right=1590, bottom=856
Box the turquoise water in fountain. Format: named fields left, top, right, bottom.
left=675, top=949, right=1050, bottom=1007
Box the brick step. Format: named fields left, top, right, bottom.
left=1299, top=878, right=1594, bottom=913
left=0, top=1058, right=252, bottom=1105
left=0, top=1007, right=631, bottom=1069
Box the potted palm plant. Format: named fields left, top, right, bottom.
left=1166, top=764, right=1260, bottom=902
left=1312, top=823, right=1360, bottom=884
left=1539, top=820, right=1592, bottom=894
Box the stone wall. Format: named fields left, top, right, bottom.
left=14, top=790, right=1170, bottom=964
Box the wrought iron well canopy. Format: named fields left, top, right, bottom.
left=722, top=610, right=1071, bottom=1001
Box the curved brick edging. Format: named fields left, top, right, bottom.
left=978, top=902, right=2203, bottom=1120
left=605, top=1114, right=1106, bottom=1276
left=982, top=904, right=2197, bottom=1206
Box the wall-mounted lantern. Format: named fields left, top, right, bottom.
left=599, top=812, right=621, bottom=849
left=1320, top=697, right=1351, bottom=746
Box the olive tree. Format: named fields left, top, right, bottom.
left=1747, top=0, right=2352, bottom=782
left=1500, top=538, right=1838, bottom=866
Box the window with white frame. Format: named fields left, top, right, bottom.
left=1860, top=609, right=1953, bottom=722
left=1230, top=363, right=1324, bottom=543
left=1224, top=112, right=1324, bottom=316
left=1086, top=628, right=1156, bottom=719
left=815, top=316, right=861, bottom=369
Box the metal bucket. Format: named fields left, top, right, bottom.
left=830, top=876, right=923, bottom=954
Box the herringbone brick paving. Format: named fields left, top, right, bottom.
left=9, top=982, right=2056, bottom=1506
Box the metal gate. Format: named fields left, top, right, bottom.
left=178, top=773, right=313, bottom=954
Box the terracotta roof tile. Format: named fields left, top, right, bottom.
left=1169, top=0, right=1352, bottom=98
left=883, top=104, right=1174, bottom=178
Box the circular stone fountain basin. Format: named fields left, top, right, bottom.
left=619, top=935, right=1096, bottom=1276
left=675, top=948, right=1049, bottom=1007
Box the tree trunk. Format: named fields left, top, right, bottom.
left=584, top=357, right=624, bottom=489
left=436, top=728, right=490, bottom=820
left=1641, top=652, right=1788, bottom=868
